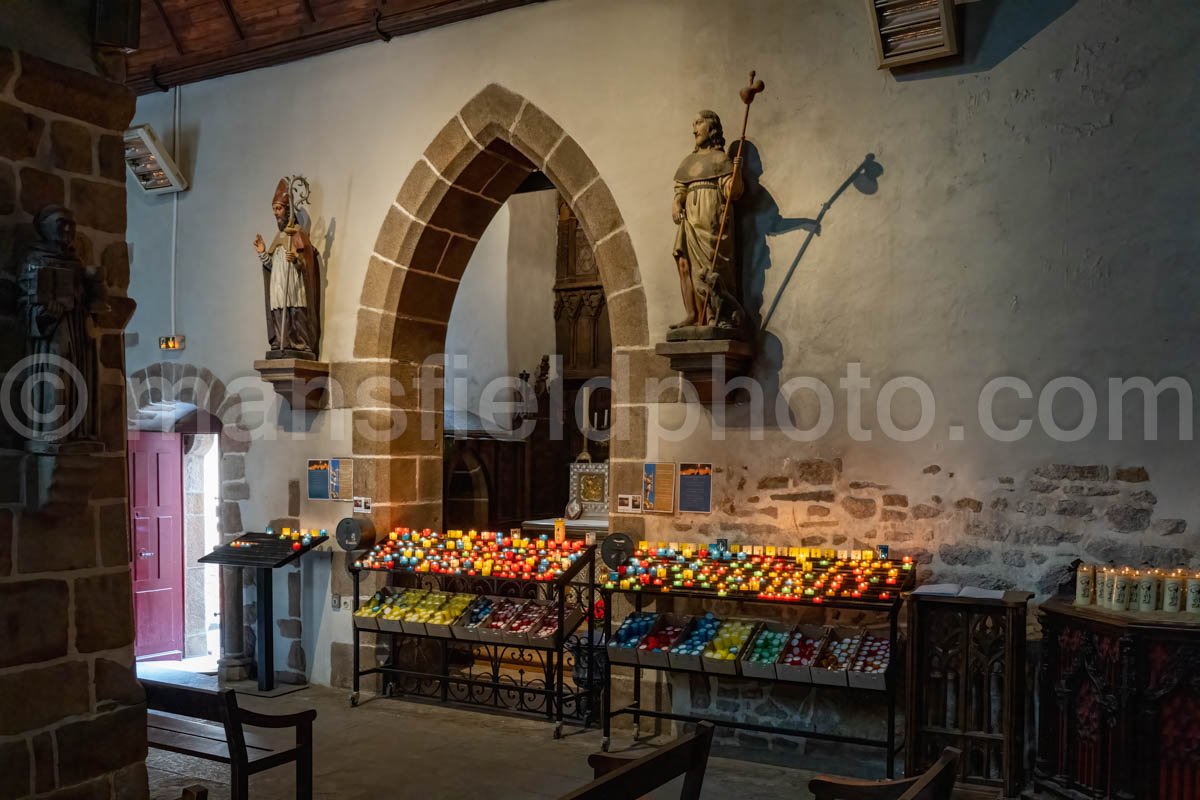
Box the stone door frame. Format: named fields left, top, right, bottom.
left=127, top=362, right=256, bottom=680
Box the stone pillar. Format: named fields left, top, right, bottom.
left=218, top=565, right=249, bottom=680
left=0, top=48, right=147, bottom=799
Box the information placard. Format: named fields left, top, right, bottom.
left=330, top=457, right=353, bottom=501
left=677, top=462, right=712, bottom=514
left=307, top=459, right=330, bottom=500
left=642, top=462, right=676, bottom=514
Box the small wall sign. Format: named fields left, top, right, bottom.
left=616, top=494, right=643, bottom=514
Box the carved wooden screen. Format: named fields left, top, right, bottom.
left=554, top=197, right=610, bottom=381
left=906, top=591, right=1031, bottom=796
left=554, top=196, right=611, bottom=462
left=1034, top=599, right=1200, bottom=800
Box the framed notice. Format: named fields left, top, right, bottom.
left=307, top=459, right=330, bottom=500
left=617, top=494, right=643, bottom=514
left=677, top=463, right=713, bottom=514
left=642, top=462, right=676, bottom=514
left=330, top=458, right=353, bottom=501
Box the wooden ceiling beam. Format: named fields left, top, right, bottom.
left=218, top=0, right=246, bottom=39
left=151, top=0, right=185, bottom=55
left=127, top=0, right=540, bottom=94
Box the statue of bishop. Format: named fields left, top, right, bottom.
left=254, top=177, right=321, bottom=360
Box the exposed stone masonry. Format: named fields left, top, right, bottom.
left=0, top=49, right=146, bottom=800
left=655, top=458, right=1196, bottom=598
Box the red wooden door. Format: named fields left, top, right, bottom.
left=128, top=431, right=184, bottom=661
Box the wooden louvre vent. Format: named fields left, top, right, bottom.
left=866, top=0, right=958, bottom=69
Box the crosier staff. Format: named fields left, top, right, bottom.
left=706, top=70, right=765, bottom=281
left=278, top=175, right=311, bottom=353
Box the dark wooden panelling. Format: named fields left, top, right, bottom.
left=126, top=0, right=541, bottom=94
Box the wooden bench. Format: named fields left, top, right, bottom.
left=557, top=721, right=715, bottom=800
left=142, top=677, right=315, bottom=800
left=809, top=746, right=961, bottom=800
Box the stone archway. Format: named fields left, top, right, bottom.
left=348, top=84, right=657, bottom=537
left=127, top=362, right=256, bottom=680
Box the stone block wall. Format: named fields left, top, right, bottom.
left=656, top=458, right=1196, bottom=599
left=0, top=49, right=146, bottom=800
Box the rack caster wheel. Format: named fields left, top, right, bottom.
left=601, top=737, right=611, bottom=752
left=349, top=692, right=359, bottom=707
left=553, top=722, right=563, bottom=740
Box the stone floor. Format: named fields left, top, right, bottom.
left=145, top=683, right=872, bottom=799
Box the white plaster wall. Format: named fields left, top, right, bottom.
left=125, top=0, right=1200, bottom=679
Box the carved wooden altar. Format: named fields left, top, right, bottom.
left=907, top=590, right=1032, bottom=797
left=1033, top=598, right=1200, bottom=800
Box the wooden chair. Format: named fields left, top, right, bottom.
left=142, top=680, right=315, bottom=800
left=809, top=747, right=960, bottom=800
left=557, top=721, right=716, bottom=800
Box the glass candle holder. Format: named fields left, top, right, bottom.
left=1136, top=570, right=1160, bottom=612
left=1162, top=570, right=1184, bottom=613
left=1075, top=564, right=1095, bottom=606
left=1111, top=570, right=1133, bottom=612
left=1186, top=572, right=1200, bottom=613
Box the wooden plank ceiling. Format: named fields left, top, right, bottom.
left=126, top=0, right=541, bottom=94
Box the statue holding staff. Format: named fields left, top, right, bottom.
left=670, top=72, right=765, bottom=339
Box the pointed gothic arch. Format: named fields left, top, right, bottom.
left=348, top=84, right=655, bottom=535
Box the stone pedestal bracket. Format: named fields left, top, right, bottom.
left=253, top=358, right=331, bottom=411
left=655, top=338, right=754, bottom=404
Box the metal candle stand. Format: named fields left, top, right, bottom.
left=600, top=584, right=910, bottom=777
left=350, top=546, right=600, bottom=738
left=198, top=531, right=328, bottom=692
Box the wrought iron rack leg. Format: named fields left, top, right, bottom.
left=601, top=588, right=611, bottom=752
left=585, top=555, right=596, bottom=727
left=633, top=591, right=642, bottom=740
left=351, top=569, right=360, bottom=706
left=441, top=638, right=450, bottom=703
left=554, top=579, right=566, bottom=733
left=545, top=644, right=555, bottom=722
left=887, top=603, right=899, bottom=778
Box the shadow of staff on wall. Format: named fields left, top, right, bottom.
left=757, top=153, right=884, bottom=337
left=734, top=140, right=823, bottom=340
left=727, top=149, right=883, bottom=419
